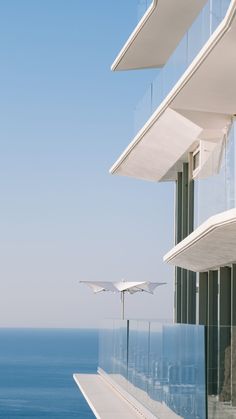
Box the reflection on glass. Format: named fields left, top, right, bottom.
left=99, top=322, right=236, bottom=418
left=99, top=320, right=206, bottom=418
left=194, top=121, right=236, bottom=227
left=207, top=326, right=236, bottom=419
left=134, top=0, right=231, bottom=134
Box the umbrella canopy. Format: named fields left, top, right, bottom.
left=80, top=280, right=165, bottom=294
left=80, top=280, right=166, bottom=319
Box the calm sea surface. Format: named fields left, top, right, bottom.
left=0, top=329, right=98, bottom=419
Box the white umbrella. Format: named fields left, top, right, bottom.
left=80, top=280, right=166, bottom=319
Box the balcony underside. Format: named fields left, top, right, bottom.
left=164, top=209, right=236, bottom=272
left=110, top=1, right=236, bottom=182
left=110, top=108, right=202, bottom=182
left=112, top=0, right=207, bottom=71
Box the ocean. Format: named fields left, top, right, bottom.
left=0, top=328, right=98, bottom=419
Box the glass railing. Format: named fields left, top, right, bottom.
left=137, top=0, right=153, bottom=22
left=134, top=0, right=231, bottom=135
left=99, top=320, right=206, bottom=418
left=206, top=326, right=236, bottom=419
left=99, top=321, right=236, bottom=418
left=194, top=119, right=236, bottom=228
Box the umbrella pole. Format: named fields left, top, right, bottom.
left=121, top=291, right=125, bottom=320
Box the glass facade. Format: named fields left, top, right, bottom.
left=134, top=0, right=231, bottom=134
left=99, top=319, right=206, bottom=419
left=194, top=120, right=236, bottom=227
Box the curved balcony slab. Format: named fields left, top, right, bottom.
left=110, top=108, right=202, bottom=182
left=112, top=0, right=207, bottom=71
left=164, top=209, right=236, bottom=272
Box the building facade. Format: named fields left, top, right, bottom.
left=75, top=1, right=236, bottom=417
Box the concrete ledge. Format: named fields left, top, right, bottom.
left=73, top=373, right=146, bottom=419
left=97, top=368, right=158, bottom=419
left=111, top=0, right=207, bottom=71
left=164, top=208, right=236, bottom=272
left=74, top=368, right=184, bottom=419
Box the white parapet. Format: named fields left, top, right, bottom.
left=110, top=108, right=202, bottom=182
left=112, top=0, right=207, bottom=71
left=164, top=208, right=236, bottom=272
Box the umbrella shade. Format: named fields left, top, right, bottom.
left=114, top=281, right=165, bottom=293
left=80, top=280, right=166, bottom=319
left=80, top=281, right=117, bottom=293
left=80, top=280, right=165, bottom=293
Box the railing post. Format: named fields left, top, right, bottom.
left=126, top=320, right=129, bottom=380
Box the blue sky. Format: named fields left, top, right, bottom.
left=0, top=0, right=174, bottom=327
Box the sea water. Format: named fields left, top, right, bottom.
left=0, top=329, right=98, bottom=418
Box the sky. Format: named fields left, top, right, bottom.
left=0, top=0, right=174, bottom=328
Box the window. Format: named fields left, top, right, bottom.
left=193, top=149, right=200, bottom=171
left=192, top=146, right=200, bottom=178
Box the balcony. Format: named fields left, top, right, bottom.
left=164, top=208, right=236, bottom=272
left=74, top=320, right=236, bottom=418
left=110, top=0, right=235, bottom=183
left=112, top=0, right=207, bottom=71
left=164, top=120, right=236, bottom=273
left=134, top=0, right=231, bottom=135
left=99, top=320, right=206, bottom=418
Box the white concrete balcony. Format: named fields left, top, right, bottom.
left=110, top=0, right=235, bottom=183
left=112, top=0, right=207, bottom=71
left=164, top=208, right=236, bottom=272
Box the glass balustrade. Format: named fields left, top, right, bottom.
left=194, top=119, right=236, bottom=228
left=99, top=321, right=236, bottom=418
left=134, top=0, right=231, bottom=135
left=206, top=326, right=236, bottom=419
left=99, top=320, right=206, bottom=418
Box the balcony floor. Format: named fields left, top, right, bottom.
left=73, top=373, right=145, bottom=419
